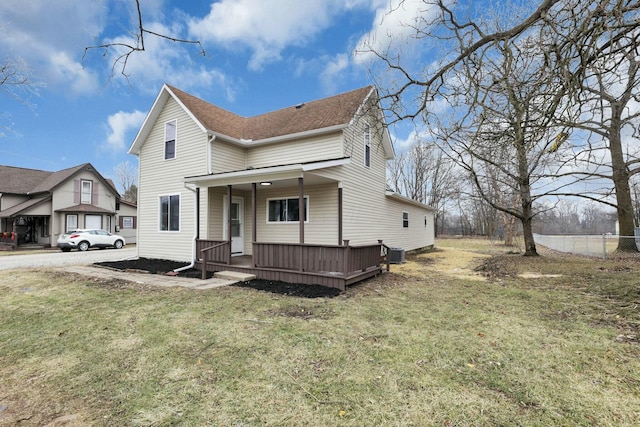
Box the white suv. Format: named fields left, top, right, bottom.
left=57, top=229, right=126, bottom=252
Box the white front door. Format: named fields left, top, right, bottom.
left=223, top=196, right=244, bottom=255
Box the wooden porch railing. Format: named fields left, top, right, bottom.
left=252, top=240, right=382, bottom=276
left=196, top=239, right=230, bottom=280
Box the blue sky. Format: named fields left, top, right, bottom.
left=0, top=0, right=428, bottom=192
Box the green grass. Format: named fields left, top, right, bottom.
left=1, top=240, right=639, bottom=426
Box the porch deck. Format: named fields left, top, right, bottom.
left=196, top=240, right=387, bottom=291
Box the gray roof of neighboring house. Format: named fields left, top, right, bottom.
left=0, top=163, right=119, bottom=195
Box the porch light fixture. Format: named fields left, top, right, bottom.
left=260, top=181, right=272, bottom=186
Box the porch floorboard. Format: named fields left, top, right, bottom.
left=197, top=259, right=382, bottom=291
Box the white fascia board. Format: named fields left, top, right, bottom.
left=302, top=157, right=350, bottom=171
left=184, top=164, right=304, bottom=186
left=128, top=84, right=207, bottom=155
left=165, top=85, right=208, bottom=134
left=350, top=87, right=395, bottom=160
left=218, top=123, right=349, bottom=147
left=385, top=191, right=435, bottom=211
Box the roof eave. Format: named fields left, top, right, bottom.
left=213, top=123, right=349, bottom=147
left=385, top=191, right=435, bottom=210
left=129, top=84, right=208, bottom=155
left=184, top=157, right=350, bottom=187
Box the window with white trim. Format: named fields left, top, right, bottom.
left=160, top=194, right=180, bottom=231
left=81, top=180, right=92, bottom=204
left=165, top=120, right=176, bottom=160
left=403, top=211, right=409, bottom=228
left=364, top=123, right=371, bottom=167
left=424, top=215, right=428, bottom=228
left=267, top=197, right=308, bottom=223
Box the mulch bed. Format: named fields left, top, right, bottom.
left=94, top=258, right=342, bottom=298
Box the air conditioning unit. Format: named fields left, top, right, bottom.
left=388, top=247, right=405, bottom=264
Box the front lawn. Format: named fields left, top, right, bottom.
left=1, top=238, right=638, bottom=426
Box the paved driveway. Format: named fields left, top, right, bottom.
left=0, top=247, right=137, bottom=270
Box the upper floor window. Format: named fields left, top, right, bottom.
left=165, top=120, right=176, bottom=160
left=364, top=123, right=371, bottom=167
left=81, top=180, right=92, bottom=204
left=268, top=197, right=309, bottom=223
left=403, top=211, right=409, bottom=228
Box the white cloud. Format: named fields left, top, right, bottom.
left=353, top=0, right=440, bottom=65
left=319, top=54, right=350, bottom=92
left=102, top=21, right=235, bottom=98
left=49, top=51, right=99, bottom=94
left=189, top=0, right=369, bottom=71
left=0, top=0, right=106, bottom=94
left=104, top=110, right=146, bottom=152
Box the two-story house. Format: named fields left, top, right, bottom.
left=0, top=163, right=132, bottom=248
left=129, top=85, right=434, bottom=289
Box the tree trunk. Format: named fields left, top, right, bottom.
left=517, top=142, right=538, bottom=256
left=610, top=109, right=637, bottom=251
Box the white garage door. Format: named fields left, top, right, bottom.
left=85, top=215, right=102, bottom=230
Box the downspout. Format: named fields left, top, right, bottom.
left=173, top=183, right=199, bottom=272
left=207, top=132, right=216, bottom=174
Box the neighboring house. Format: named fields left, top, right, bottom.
left=0, top=163, right=131, bottom=248
left=129, top=84, right=435, bottom=289
left=116, top=199, right=138, bottom=244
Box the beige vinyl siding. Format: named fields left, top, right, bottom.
left=247, top=132, right=343, bottom=168
left=206, top=187, right=253, bottom=255
left=212, top=140, right=246, bottom=172
left=378, top=197, right=435, bottom=250
left=255, top=183, right=339, bottom=246
left=319, top=113, right=434, bottom=251
left=137, top=97, right=208, bottom=261
left=206, top=183, right=338, bottom=251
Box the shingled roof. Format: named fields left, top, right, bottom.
left=0, top=163, right=118, bottom=195
left=0, top=165, right=53, bottom=194
left=167, top=85, right=374, bottom=141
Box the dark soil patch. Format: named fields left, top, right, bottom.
left=233, top=280, right=341, bottom=298
left=95, top=258, right=193, bottom=275
left=94, top=258, right=342, bottom=298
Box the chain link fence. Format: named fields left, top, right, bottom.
left=533, top=233, right=639, bottom=259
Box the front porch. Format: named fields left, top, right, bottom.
left=196, top=239, right=388, bottom=291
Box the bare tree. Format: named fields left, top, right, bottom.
left=431, top=28, right=574, bottom=255
left=365, top=0, right=640, bottom=253
left=387, top=141, right=456, bottom=235
left=83, top=0, right=205, bottom=79
left=114, top=161, right=138, bottom=204
left=0, top=54, right=42, bottom=136
left=551, top=0, right=640, bottom=251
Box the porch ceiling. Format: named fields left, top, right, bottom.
left=184, top=158, right=349, bottom=190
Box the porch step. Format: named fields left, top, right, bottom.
left=214, top=271, right=256, bottom=282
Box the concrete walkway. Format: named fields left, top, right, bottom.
left=62, top=265, right=238, bottom=290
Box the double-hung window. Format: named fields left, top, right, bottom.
left=66, top=214, right=78, bottom=233
left=160, top=194, right=180, bottom=231
left=364, top=123, right=371, bottom=167
left=165, top=120, right=176, bottom=160
left=81, top=180, right=92, bottom=204
left=403, top=212, right=409, bottom=228
left=268, top=197, right=308, bottom=223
